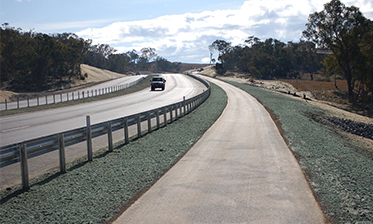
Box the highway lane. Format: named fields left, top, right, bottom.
left=0, top=73, right=206, bottom=147
left=114, top=76, right=325, bottom=224
left=0, top=73, right=207, bottom=190
left=0, top=75, right=146, bottom=110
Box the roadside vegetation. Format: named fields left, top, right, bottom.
left=0, top=26, right=181, bottom=93
left=209, top=0, right=372, bottom=115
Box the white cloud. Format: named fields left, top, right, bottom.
left=77, top=0, right=373, bottom=63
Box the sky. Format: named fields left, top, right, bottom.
left=1, top=0, right=372, bottom=63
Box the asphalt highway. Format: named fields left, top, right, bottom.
left=0, top=73, right=207, bottom=189
left=0, top=74, right=206, bottom=146
left=114, top=76, right=325, bottom=224
left=0, top=75, right=147, bottom=111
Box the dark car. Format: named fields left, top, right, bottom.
left=150, top=76, right=166, bottom=91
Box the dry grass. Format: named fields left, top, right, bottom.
left=281, top=79, right=350, bottom=104
left=281, top=79, right=348, bottom=92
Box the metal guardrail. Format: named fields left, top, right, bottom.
left=0, top=77, right=146, bottom=111
left=0, top=73, right=211, bottom=190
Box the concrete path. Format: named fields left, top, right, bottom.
left=114, top=77, right=325, bottom=224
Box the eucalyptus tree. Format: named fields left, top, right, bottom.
left=303, top=0, right=372, bottom=102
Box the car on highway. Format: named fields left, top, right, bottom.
left=150, top=76, right=166, bottom=91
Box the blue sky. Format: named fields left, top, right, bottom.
left=1, top=0, right=372, bottom=63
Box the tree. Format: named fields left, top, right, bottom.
left=211, top=40, right=231, bottom=63
left=154, top=57, right=170, bottom=71
left=108, top=53, right=130, bottom=74
left=303, top=0, right=371, bottom=102
left=355, top=23, right=373, bottom=102
left=127, top=49, right=139, bottom=65
left=140, top=47, right=157, bottom=63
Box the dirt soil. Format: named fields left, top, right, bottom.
left=0, top=64, right=127, bottom=103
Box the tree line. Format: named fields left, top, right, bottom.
left=84, top=45, right=181, bottom=75
left=211, top=0, right=372, bottom=104
left=0, top=25, right=180, bottom=92
left=210, top=38, right=324, bottom=80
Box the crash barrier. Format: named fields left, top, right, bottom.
left=0, top=74, right=210, bottom=190
left=0, top=77, right=146, bottom=111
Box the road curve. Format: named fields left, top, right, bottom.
left=0, top=73, right=206, bottom=146
left=114, top=77, right=325, bottom=224
left=0, top=73, right=206, bottom=190
left=0, top=75, right=147, bottom=111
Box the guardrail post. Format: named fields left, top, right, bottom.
left=58, top=134, right=66, bottom=173
left=156, top=110, right=160, bottom=130
left=124, top=118, right=129, bottom=144
left=37, top=96, right=40, bottom=106
left=5, top=99, right=7, bottom=110
left=175, top=104, right=178, bottom=120
left=53, top=94, right=55, bottom=104
left=163, top=107, right=167, bottom=126
left=86, top=115, right=93, bottom=161
left=169, top=106, right=173, bottom=123
left=187, top=100, right=190, bottom=114
left=183, top=96, right=186, bottom=116
left=137, top=115, right=141, bottom=138
left=82, top=92, right=85, bottom=103
left=17, top=97, right=20, bottom=109
left=147, top=112, right=152, bottom=133
left=60, top=93, right=63, bottom=103
left=27, top=97, right=30, bottom=107
left=108, top=122, right=113, bottom=152
left=179, top=103, right=183, bottom=117
left=45, top=95, right=48, bottom=105
left=20, top=144, right=29, bottom=191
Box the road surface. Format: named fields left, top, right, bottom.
left=0, top=74, right=205, bottom=146
left=0, top=75, right=147, bottom=111
left=114, top=77, right=325, bottom=224
left=0, top=73, right=207, bottom=190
